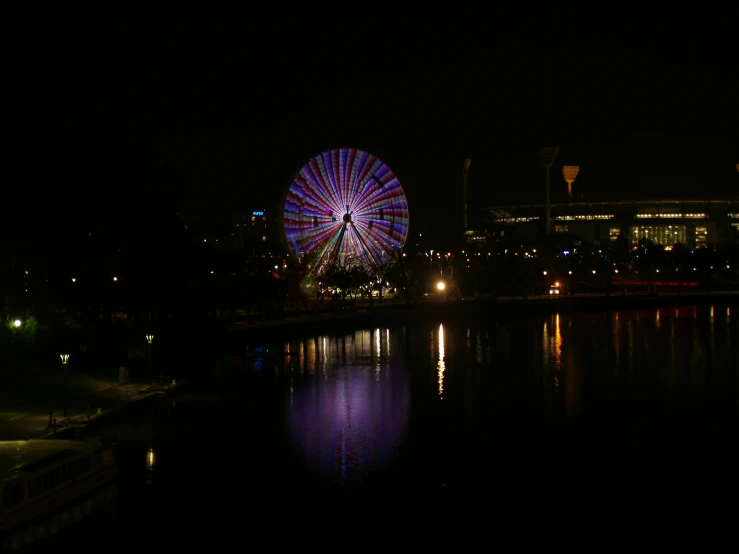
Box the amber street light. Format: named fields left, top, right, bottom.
left=562, top=166, right=580, bottom=202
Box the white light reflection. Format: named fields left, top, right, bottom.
left=385, top=329, right=390, bottom=358
left=322, top=336, right=328, bottom=377
left=437, top=324, right=445, bottom=399
left=146, top=448, right=155, bottom=470
left=375, top=328, right=381, bottom=381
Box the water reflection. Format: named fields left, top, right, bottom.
left=375, top=329, right=381, bottom=381
left=265, top=306, right=735, bottom=484
left=437, top=324, right=446, bottom=399
left=542, top=315, right=563, bottom=393
left=287, top=329, right=410, bottom=487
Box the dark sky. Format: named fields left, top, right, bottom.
left=3, top=7, right=739, bottom=235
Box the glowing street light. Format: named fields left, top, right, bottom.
left=13, top=319, right=21, bottom=328
left=60, top=353, right=70, bottom=365
left=436, top=281, right=445, bottom=291
left=113, top=276, right=118, bottom=282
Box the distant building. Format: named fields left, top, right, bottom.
left=232, top=209, right=279, bottom=251
left=463, top=228, right=489, bottom=246
left=483, top=200, right=739, bottom=248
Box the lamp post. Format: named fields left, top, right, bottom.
left=145, top=335, right=154, bottom=386
left=562, top=165, right=580, bottom=202
left=60, top=353, right=70, bottom=377
left=540, top=147, right=560, bottom=235
left=60, top=354, right=69, bottom=417
left=437, top=280, right=446, bottom=301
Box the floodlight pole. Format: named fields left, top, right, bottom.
left=463, top=158, right=471, bottom=231
left=541, top=147, right=560, bottom=235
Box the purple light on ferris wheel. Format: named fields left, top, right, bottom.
left=281, top=148, right=409, bottom=275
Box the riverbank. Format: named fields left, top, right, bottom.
left=225, top=290, right=739, bottom=341
left=0, top=373, right=187, bottom=441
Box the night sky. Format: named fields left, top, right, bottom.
left=4, top=8, right=739, bottom=237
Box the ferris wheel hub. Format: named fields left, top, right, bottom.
left=343, top=213, right=352, bottom=223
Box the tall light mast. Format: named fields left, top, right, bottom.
left=463, top=158, right=471, bottom=231
left=540, top=147, right=560, bottom=235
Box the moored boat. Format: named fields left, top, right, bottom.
left=0, top=438, right=116, bottom=551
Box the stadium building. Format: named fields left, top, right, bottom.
left=481, top=199, right=739, bottom=248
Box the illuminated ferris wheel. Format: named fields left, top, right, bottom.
left=281, top=148, right=409, bottom=276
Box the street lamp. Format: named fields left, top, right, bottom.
left=436, top=281, right=446, bottom=301
left=562, top=165, right=580, bottom=202
left=60, top=353, right=70, bottom=374
left=540, top=147, right=560, bottom=235
left=146, top=335, right=154, bottom=385
left=13, top=319, right=21, bottom=328
left=60, top=353, right=70, bottom=417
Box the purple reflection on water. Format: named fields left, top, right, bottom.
left=287, top=364, right=409, bottom=487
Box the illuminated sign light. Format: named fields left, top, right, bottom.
left=253, top=211, right=264, bottom=216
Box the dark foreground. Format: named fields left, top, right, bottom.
left=41, top=387, right=736, bottom=550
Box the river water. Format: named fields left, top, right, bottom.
left=54, top=305, right=737, bottom=549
